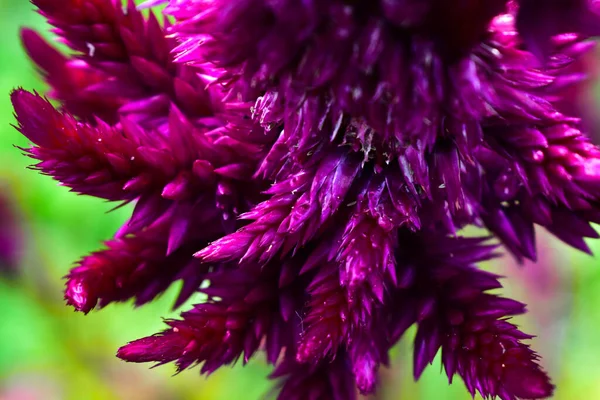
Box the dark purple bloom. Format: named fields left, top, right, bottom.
left=0, top=191, right=22, bottom=276
left=13, top=0, right=269, bottom=311
left=392, top=233, right=553, bottom=399
left=22, top=0, right=216, bottom=126
left=10, top=0, right=600, bottom=399
left=117, top=260, right=304, bottom=373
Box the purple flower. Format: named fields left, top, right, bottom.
left=0, top=191, right=22, bottom=276
left=12, top=0, right=268, bottom=311
left=392, top=233, right=553, bottom=399
left=10, top=1, right=600, bottom=399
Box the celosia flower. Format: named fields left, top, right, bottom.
left=10, top=0, right=600, bottom=399
left=14, top=0, right=269, bottom=311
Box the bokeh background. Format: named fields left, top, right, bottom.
left=1, top=1, right=600, bottom=399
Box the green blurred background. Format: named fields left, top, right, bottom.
left=0, top=1, right=599, bottom=399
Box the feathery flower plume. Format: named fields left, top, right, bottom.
left=13, top=0, right=268, bottom=312
left=10, top=0, right=600, bottom=399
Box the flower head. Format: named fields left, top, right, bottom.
left=10, top=0, right=600, bottom=399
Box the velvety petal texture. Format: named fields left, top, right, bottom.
left=9, top=1, right=600, bottom=399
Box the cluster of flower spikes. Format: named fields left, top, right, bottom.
left=13, top=0, right=273, bottom=311
left=9, top=0, right=600, bottom=399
